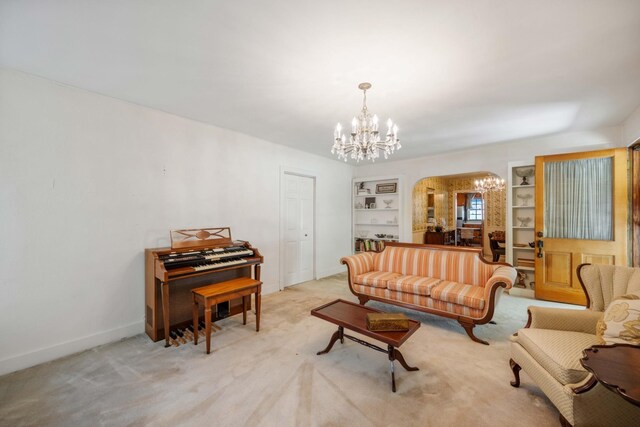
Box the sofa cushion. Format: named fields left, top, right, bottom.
left=387, top=275, right=442, bottom=296
left=517, top=328, right=601, bottom=385
left=353, top=271, right=402, bottom=288
left=430, top=281, right=485, bottom=310
left=373, top=246, right=495, bottom=287
left=386, top=290, right=485, bottom=318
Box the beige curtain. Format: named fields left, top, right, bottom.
left=544, top=157, right=613, bottom=240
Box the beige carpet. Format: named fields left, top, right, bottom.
left=0, top=274, right=571, bottom=426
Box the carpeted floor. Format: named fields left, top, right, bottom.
left=0, top=273, right=573, bottom=427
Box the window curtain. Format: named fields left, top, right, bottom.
left=544, top=157, right=613, bottom=240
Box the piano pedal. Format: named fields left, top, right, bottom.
left=168, top=331, right=181, bottom=347
left=181, top=328, right=194, bottom=341
left=174, top=329, right=187, bottom=344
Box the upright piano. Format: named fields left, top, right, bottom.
left=144, top=227, right=263, bottom=347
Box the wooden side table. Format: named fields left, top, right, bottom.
left=192, top=277, right=262, bottom=354
left=580, top=344, right=640, bottom=407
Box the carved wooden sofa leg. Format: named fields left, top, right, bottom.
left=459, top=320, right=489, bottom=345
left=509, top=359, right=521, bottom=387
left=357, top=296, right=369, bottom=305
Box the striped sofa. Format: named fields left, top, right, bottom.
left=341, top=242, right=517, bottom=344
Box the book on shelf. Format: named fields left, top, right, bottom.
left=354, top=238, right=388, bottom=253
left=517, top=257, right=535, bottom=267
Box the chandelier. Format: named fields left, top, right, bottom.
left=474, top=176, right=505, bottom=193
left=331, top=82, right=400, bottom=162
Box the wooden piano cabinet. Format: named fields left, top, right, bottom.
left=144, top=250, right=259, bottom=343
left=145, top=228, right=263, bottom=347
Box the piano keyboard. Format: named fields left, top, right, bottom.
left=193, top=258, right=248, bottom=271
left=161, top=246, right=254, bottom=271
left=204, top=248, right=253, bottom=260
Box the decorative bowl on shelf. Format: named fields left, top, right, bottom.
left=516, top=193, right=533, bottom=206
left=517, top=216, right=532, bottom=227
left=359, top=231, right=369, bottom=238
left=515, top=167, right=534, bottom=186
left=383, top=199, right=393, bottom=208
left=375, top=233, right=385, bottom=238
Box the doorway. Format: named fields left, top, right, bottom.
left=454, top=192, right=484, bottom=247
left=281, top=172, right=315, bottom=288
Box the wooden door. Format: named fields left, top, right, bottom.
left=283, top=174, right=315, bottom=287
left=534, top=148, right=628, bottom=305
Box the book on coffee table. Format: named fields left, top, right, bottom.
left=366, top=312, right=410, bottom=331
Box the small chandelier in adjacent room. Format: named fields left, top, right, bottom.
left=475, top=175, right=505, bottom=193
left=332, top=82, right=400, bottom=162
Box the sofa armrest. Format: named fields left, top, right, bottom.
left=340, top=252, right=375, bottom=277
left=485, top=266, right=517, bottom=291
left=527, top=306, right=601, bottom=334
left=475, top=265, right=516, bottom=319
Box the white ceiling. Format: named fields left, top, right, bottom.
left=2, top=1, right=640, bottom=162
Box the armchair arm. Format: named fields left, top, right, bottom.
left=340, top=252, right=374, bottom=277
left=527, top=306, right=602, bottom=334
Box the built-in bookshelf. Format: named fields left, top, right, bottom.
left=507, top=162, right=536, bottom=298
left=353, top=176, right=402, bottom=253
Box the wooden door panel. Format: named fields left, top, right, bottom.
left=535, top=148, right=628, bottom=305
left=581, top=254, right=614, bottom=265
left=543, top=251, right=571, bottom=287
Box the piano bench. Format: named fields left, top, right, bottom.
left=191, top=277, right=262, bottom=354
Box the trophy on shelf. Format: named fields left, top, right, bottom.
left=515, top=167, right=534, bottom=186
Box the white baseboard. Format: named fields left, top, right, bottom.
left=0, top=320, right=144, bottom=376
left=317, top=265, right=346, bottom=279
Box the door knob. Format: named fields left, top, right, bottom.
left=537, top=238, right=543, bottom=258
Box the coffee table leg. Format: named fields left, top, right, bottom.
left=390, top=358, right=396, bottom=393
left=393, top=348, right=419, bottom=372
left=339, top=325, right=344, bottom=343
left=317, top=328, right=341, bottom=355
left=388, top=345, right=419, bottom=392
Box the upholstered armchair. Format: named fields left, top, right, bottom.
left=509, top=264, right=640, bottom=426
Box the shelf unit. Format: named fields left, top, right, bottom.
left=507, top=161, right=536, bottom=298
left=352, top=176, right=402, bottom=253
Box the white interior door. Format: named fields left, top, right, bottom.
left=283, top=173, right=315, bottom=287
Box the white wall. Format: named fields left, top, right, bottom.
left=354, top=128, right=623, bottom=238
left=0, top=68, right=353, bottom=375
left=623, top=104, right=640, bottom=146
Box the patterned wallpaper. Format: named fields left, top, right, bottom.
left=412, top=174, right=506, bottom=254
left=412, top=177, right=448, bottom=231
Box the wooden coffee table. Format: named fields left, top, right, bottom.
left=311, top=299, right=420, bottom=392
